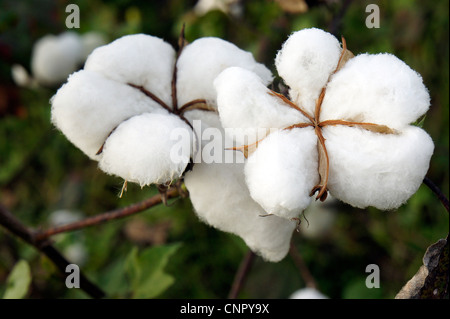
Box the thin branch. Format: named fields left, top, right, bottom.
left=228, top=250, right=256, bottom=299
left=127, top=83, right=172, bottom=111
left=289, top=242, right=318, bottom=289
left=423, top=177, right=449, bottom=213
left=0, top=205, right=105, bottom=298
left=34, top=187, right=180, bottom=241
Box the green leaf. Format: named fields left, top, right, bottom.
left=3, top=260, right=32, bottom=299
left=125, top=243, right=181, bottom=299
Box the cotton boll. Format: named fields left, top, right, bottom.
left=245, top=127, right=319, bottom=219
left=51, top=70, right=167, bottom=159
left=177, top=37, right=273, bottom=108
left=99, top=113, right=193, bottom=186
left=290, top=287, right=328, bottom=299
left=31, top=32, right=83, bottom=86
left=215, top=67, right=307, bottom=145
left=324, top=125, right=434, bottom=210
left=85, top=34, right=175, bottom=107
left=321, top=53, right=430, bottom=130
left=11, top=64, right=33, bottom=87
left=185, top=161, right=296, bottom=262
left=275, top=28, right=341, bottom=115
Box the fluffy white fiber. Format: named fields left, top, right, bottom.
left=215, top=67, right=306, bottom=145
left=177, top=37, right=272, bottom=108
left=324, top=125, right=434, bottom=210
left=99, top=113, right=192, bottom=186
left=31, top=32, right=83, bottom=87
left=245, top=127, right=319, bottom=219
left=275, top=28, right=342, bottom=115
left=51, top=70, right=166, bottom=159
left=321, top=53, right=430, bottom=129
left=85, top=34, right=175, bottom=107
left=290, top=288, right=328, bottom=299
left=185, top=160, right=296, bottom=262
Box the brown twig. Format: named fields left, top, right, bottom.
left=0, top=205, right=105, bottom=298
left=34, top=187, right=180, bottom=241
left=289, top=242, right=318, bottom=289
left=228, top=250, right=256, bottom=299
left=423, top=177, right=449, bottom=213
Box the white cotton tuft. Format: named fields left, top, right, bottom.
left=290, top=288, right=329, bottom=299
left=245, top=127, right=319, bottom=219
left=51, top=70, right=167, bottom=159
left=275, top=28, right=341, bottom=115
left=99, top=113, right=192, bottom=186
left=84, top=34, right=175, bottom=107
left=31, top=32, right=83, bottom=86
left=177, top=37, right=273, bottom=108
left=185, top=161, right=296, bottom=262
left=324, top=125, right=434, bottom=210
left=215, top=67, right=307, bottom=145
left=11, top=64, right=32, bottom=87
left=321, top=53, right=430, bottom=130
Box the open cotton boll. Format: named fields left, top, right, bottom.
left=184, top=161, right=296, bottom=262
left=31, top=32, right=83, bottom=86
left=290, top=288, right=328, bottom=299
left=84, top=34, right=175, bottom=107
left=176, top=37, right=273, bottom=108
left=215, top=67, right=307, bottom=145
left=245, top=127, right=319, bottom=219
left=321, top=53, right=430, bottom=130
left=275, top=28, right=341, bottom=115
left=51, top=70, right=167, bottom=159
left=324, top=125, right=434, bottom=210
left=99, top=113, right=193, bottom=186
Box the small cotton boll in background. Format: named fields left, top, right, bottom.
left=11, top=64, right=34, bottom=88
left=290, top=287, right=329, bottom=299
left=214, top=67, right=306, bottom=145
left=51, top=70, right=167, bottom=159
left=99, top=113, right=193, bottom=187
left=321, top=53, right=430, bottom=130
left=31, top=32, right=83, bottom=87
left=49, top=209, right=83, bottom=226
left=84, top=34, right=175, bottom=108
left=176, top=38, right=273, bottom=109
left=193, top=0, right=243, bottom=18
left=244, top=128, right=319, bottom=220
left=275, top=28, right=341, bottom=115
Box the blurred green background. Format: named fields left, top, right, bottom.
left=0, top=0, right=448, bottom=299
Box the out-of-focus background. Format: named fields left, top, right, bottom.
left=0, top=0, right=448, bottom=299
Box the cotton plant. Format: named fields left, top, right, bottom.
left=215, top=28, right=434, bottom=221
left=12, top=31, right=106, bottom=88
left=51, top=32, right=296, bottom=262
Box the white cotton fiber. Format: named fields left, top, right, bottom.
left=184, top=161, right=296, bottom=262
left=275, top=28, right=342, bottom=115
left=323, top=125, right=434, bottom=210
left=84, top=34, right=175, bottom=107
left=245, top=127, right=319, bottom=219
left=51, top=70, right=167, bottom=159
left=99, top=113, right=192, bottom=186
left=31, top=32, right=83, bottom=86
left=176, top=37, right=273, bottom=108
left=215, top=67, right=307, bottom=145
left=290, top=288, right=328, bottom=299
left=321, top=53, right=430, bottom=129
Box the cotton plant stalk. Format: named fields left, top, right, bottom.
left=215, top=28, right=434, bottom=220
left=51, top=33, right=296, bottom=262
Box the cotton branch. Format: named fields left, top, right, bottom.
left=0, top=204, right=105, bottom=299
left=423, top=176, right=449, bottom=213
left=228, top=250, right=256, bottom=299
left=34, top=186, right=180, bottom=241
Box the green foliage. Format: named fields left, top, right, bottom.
left=3, top=260, right=31, bottom=299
